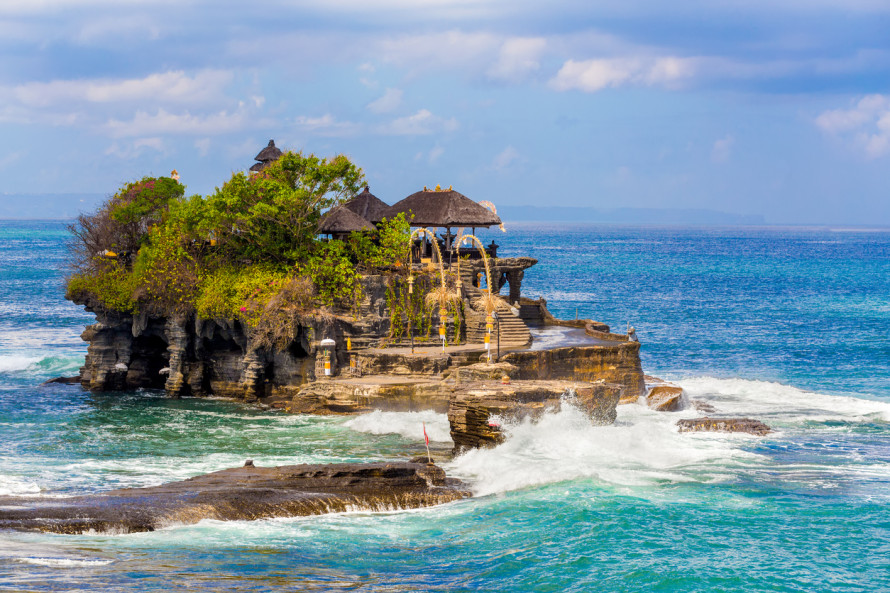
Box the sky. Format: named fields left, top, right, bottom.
left=0, top=0, right=889, bottom=224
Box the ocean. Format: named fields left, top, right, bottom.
left=0, top=220, right=888, bottom=591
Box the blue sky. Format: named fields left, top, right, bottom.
left=1, top=0, right=888, bottom=224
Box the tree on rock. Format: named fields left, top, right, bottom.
left=202, top=152, right=364, bottom=263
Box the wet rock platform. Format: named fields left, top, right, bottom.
left=0, top=462, right=470, bottom=534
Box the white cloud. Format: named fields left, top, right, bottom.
left=492, top=145, right=520, bottom=170
left=428, top=145, right=444, bottom=163
left=104, top=137, right=165, bottom=160
left=293, top=114, right=361, bottom=137
left=0, top=151, right=24, bottom=171
left=379, top=31, right=499, bottom=71
left=488, top=37, right=546, bottom=82
left=0, top=0, right=179, bottom=15
left=10, top=70, right=234, bottom=108
left=816, top=94, right=890, bottom=157
left=381, top=109, right=458, bottom=135
left=75, top=15, right=161, bottom=44
left=367, top=88, right=404, bottom=114
left=194, top=138, right=211, bottom=157
left=549, top=56, right=696, bottom=92
left=104, top=108, right=251, bottom=137
left=711, top=135, right=735, bottom=163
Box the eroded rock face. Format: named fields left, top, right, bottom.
left=71, top=291, right=375, bottom=399
left=448, top=361, right=519, bottom=382
left=676, top=417, right=771, bottom=436
left=500, top=344, right=645, bottom=400
left=447, top=380, right=622, bottom=453
left=285, top=380, right=453, bottom=415
left=0, top=462, right=470, bottom=534
left=355, top=352, right=451, bottom=376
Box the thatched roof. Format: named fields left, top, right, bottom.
left=382, top=187, right=502, bottom=228
left=249, top=161, right=269, bottom=173
left=317, top=205, right=375, bottom=234
left=342, top=186, right=390, bottom=224
left=254, top=139, right=283, bottom=163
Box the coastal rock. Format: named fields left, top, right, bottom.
left=449, top=361, right=519, bottom=382
left=676, top=417, right=772, bottom=436
left=647, top=385, right=685, bottom=412
left=41, top=376, right=81, bottom=385
left=500, top=343, right=646, bottom=399
left=692, top=400, right=717, bottom=414
left=355, top=352, right=451, bottom=376
left=285, top=380, right=451, bottom=415
left=447, top=380, right=621, bottom=453
left=0, top=462, right=470, bottom=534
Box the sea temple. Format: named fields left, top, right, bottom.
left=73, top=147, right=652, bottom=449
left=10, top=142, right=764, bottom=533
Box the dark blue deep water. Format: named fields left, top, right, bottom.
left=1, top=220, right=889, bottom=591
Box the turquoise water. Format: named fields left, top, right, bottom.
left=1, top=220, right=889, bottom=591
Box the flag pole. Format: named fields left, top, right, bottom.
left=422, top=422, right=432, bottom=463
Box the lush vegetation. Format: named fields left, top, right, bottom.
left=66, top=151, right=423, bottom=347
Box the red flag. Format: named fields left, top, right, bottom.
left=423, top=422, right=430, bottom=446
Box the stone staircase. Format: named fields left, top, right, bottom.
left=461, top=281, right=531, bottom=346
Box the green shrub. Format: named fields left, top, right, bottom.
left=66, top=262, right=139, bottom=313
left=299, top=240, right=363, bottom=309
left=131, top=222, right=200, bottom=315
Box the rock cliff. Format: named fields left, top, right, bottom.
left=74, top=276, right=393, bottom=399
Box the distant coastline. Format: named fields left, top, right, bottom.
left=4, top=197, right=890, bottom=229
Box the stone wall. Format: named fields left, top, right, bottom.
left=499, top=343, right=646, bottom=399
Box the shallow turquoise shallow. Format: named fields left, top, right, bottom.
left=1, top=221, right=888, bottom=592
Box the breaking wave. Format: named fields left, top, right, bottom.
left=343, top=410, right=452, bottom=443
left=448, top=398, right=759, bottom=497
left=0, top=353, right=83, bottom=377
left=677, top=376, right=890, bottom=424
left=449, top=377, right=890, bottom=497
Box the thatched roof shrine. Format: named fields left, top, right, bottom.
left=342, top=186, right=390, bottom=224
left=318, top=205, right=375, bottom=235
left=255, top=140, right=283, bottom=163
left=383, top=186, right=502, bottom=228
left=250, top=140, right=283, bottom=172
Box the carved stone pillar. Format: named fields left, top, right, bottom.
left=507, top=270, right=524, bottom=304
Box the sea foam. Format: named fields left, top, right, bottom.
left=0, top=474, right=41, bottom=496
left=448, top=398, right=759, bottom=497
left=678, top=376, right=890, bottom=424
left=343, top=410, right=452, bottom=442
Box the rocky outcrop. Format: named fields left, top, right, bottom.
left=284, top=379, right=453, bottom=414
left=0, top=462, right=470, bottom=534
left=677, top=417, right=771, bottom=436
left=647, top=385, right=685, bottom=411
left=447, top=380, right=622, bottom=453
left=448, top=361, right=519, bottom=382
left=355, top=351, right=451, bottom=376
left=499, top=343, right=645, bottom=399
left=72, top=282, right=390, bottom=399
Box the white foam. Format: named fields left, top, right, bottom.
left=0, top=355, right=42, bottom=373
left=678, top=376, right=890, bottom=424
left=448, top=398, right=760, bottom=497
left=16, top=557, right=113, bottom=567
left=344, top=410, right=452, bottom=443
left=0, top=474, right=41, bottom=496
